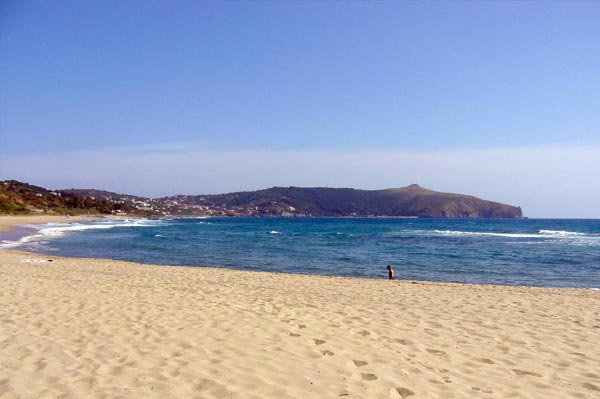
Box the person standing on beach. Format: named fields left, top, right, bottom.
left=387, top=265, right=394, bottom=280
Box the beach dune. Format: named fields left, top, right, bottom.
left=1, top=242, right=599, bottom=398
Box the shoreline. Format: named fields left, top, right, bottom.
left=4, top=247, right=598, bottom=293
left=1, top=249, right=599, bottom=398
left=0, top=214, right=135, bottom=249
left=1, top=215, right=598, bottom=290
left=0, top=214, right=120, bottom=233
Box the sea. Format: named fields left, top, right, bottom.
left=2, top=217, right=599, bottom=288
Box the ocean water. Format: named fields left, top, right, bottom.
left=2, top=217, right=599, bottom=288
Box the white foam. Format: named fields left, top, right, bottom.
left=434, top=230, right=542, bottom=238
left=538, top=229, right=587, bottom=236
left=270, top=231, right=281, bottom=235
left=0, top=218, right=163, bottom=249
left=37, top=219, right=159, bottom=237
left=434, top=229, right=598, bottom=240
left=1, top=234, right=38, bottom=249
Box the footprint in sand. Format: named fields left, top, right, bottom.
left=346, top=360, right=369, bottom=368
left=25, top=359, right=47, bottom=372
left=476, top=358, right=494, bottom=364
left=298, top=324, right=307, bottom=329
left=426, top=349, right=447, bottom=356
left=178, top=342, right=193, bottom=350
left=582, top=383, right=600, bottom=391
left=356, top=372, right=377, bottom=381
left=512, top=369, right=542, bottom=377
left=288, top=332, right=301, bottom=337
left=321, top=350, right=334, bottom=356
left=393, top=387, right=415, bottom=398
left=359, top=330, right=371, bottom=337
left=313, top=339, right=326, bottom=346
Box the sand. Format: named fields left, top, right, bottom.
left=1, top=218, right=599, bottom=398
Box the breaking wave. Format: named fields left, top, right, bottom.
left=538, top=230, right=588, bottom=236
left=434, top=229, right=597, bottom=239
left=0, top=218, right=163, bottom=249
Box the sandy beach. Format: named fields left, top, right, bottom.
left=1, top=218, right=599, bottom=398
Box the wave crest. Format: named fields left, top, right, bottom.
left=434, top=230, right=541, bottom=238
left=0, top=218, right=163, bottom=249
left=434, top=229, right=596, bottom=239
left=538, top=230, right=586, bottom=236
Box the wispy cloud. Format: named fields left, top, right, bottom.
left=2, top=143, right=599, bottom=217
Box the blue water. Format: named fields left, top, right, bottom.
left=3, top=217, right=600, bottom=288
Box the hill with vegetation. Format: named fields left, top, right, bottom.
left=163, top=184, right=523, bottom=218
left=0, top=180, right=141, bottom=215
left=1, top=180, right=523, bottom=218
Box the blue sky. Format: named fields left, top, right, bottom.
left=1, top=1, right=599, bottom=217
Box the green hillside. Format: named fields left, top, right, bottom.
left=1, top=180, right=523, bottom=218
left=164, top=184, right=523, bottom=218
left=0, top=180, right=133, bottom=215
